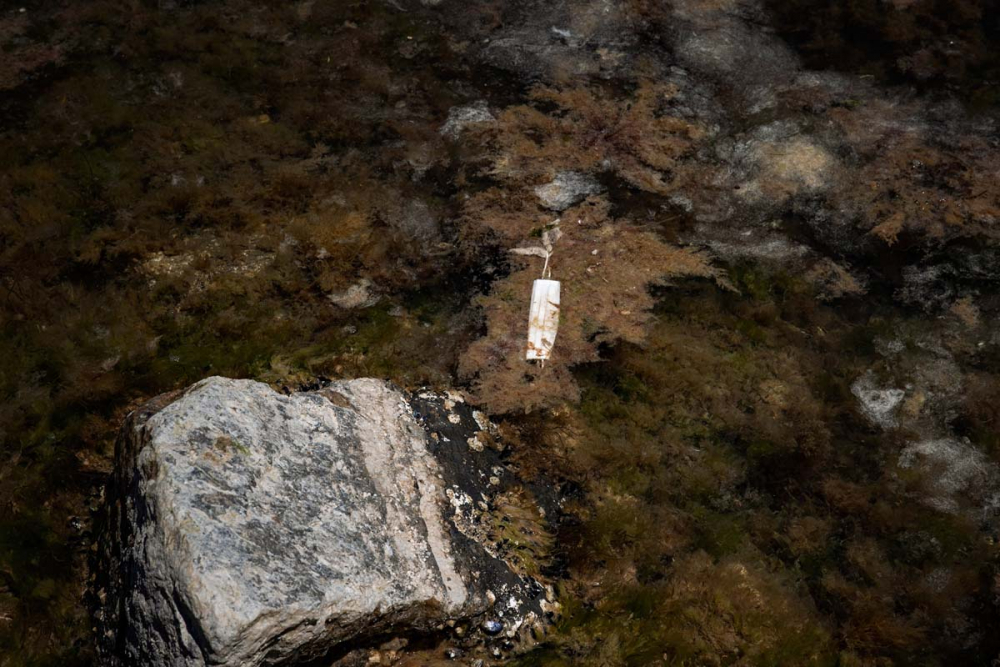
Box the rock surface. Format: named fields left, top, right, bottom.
left=440, top=100, right=495, bottom=138
left=96, top=377, right=540, bottom=667
left=898, top=437, right=1000, bottom=518
left=327, top=278, right=379, bottom=309
left=533, top=171, right=603, bottom=211
left=851, top=373, right=905, bottom=429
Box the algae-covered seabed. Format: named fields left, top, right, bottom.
left=2, top=1, right=1000, bottom=665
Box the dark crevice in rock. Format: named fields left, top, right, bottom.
left=170, top=587, right=214, bottom=664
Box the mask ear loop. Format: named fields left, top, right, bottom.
left=541, top=218, right=558, bottom=280
left=511, top=219, right=560, bottom=368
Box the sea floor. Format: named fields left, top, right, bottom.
left=2, top=1, right=1000, bottom=665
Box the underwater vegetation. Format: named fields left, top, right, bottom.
left=1, top=0, right=1000, bottom=665
left=456, top=80, right=718, bottom=413
left=0, top=2, right=480, bottom=663
left=507, top=275, right=1000, bottom=666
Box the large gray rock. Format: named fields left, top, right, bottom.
left=96, top=377, right=540, bottom=666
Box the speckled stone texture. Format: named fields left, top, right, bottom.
left=96, top=377, right=534, bottom=667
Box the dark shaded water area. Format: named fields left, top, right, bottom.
left=765, top=0, right=1000, bottom=109
left=2, top=0, right=1000, bottom=665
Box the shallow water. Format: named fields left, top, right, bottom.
left=2, top=1, right=999, bottom=665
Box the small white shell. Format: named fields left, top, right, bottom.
left=526, top=279, right=560, bottom=361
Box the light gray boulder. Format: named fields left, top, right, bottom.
left=96, top=377, right=541, bottom=666
left=898, top=437, right=1000, bottom=519
left=327, top=278, right=379, bottom=309
left=850, top=372, right=905, bottom=429
left=439, top=100, right=495, bottom=138
left=534, top=171, right=603, bottom=211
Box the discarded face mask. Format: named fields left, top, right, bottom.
left=526, top=278, right=560, bottom=361
left=511, top=222, right=563, bottom=362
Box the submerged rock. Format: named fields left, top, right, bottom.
left=474, top=0, right=640, bottom=80
left=327, top=278, right=379, bottom=309
left=898, top=437, right=1000, bottom=518
left=851, top=373, right=905, bottom=429
left=440, top=100, right=495, bottom=138
left=95, top=377, right=542, bottom=667
left=534, top=171, right=603, bottom=211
